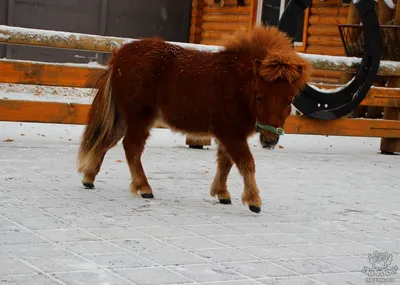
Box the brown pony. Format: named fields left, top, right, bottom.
left=77, top=25, right=313, bottom=213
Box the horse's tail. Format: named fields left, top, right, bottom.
left=77, top=67, right=124, bottom=174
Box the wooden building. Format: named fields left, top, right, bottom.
left=188, top=0, right=366, bottom=84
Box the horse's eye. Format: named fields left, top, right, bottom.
left=257, top=97, right=262, bottom=103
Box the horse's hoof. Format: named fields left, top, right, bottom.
left=219, top=199, right=232, bottom=204
left=249, top=205, right=261, bottom=213
left=83, top=183, right=94, bottom=189
left=141, top=193, right=154, bottom=199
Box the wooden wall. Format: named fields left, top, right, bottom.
left=190, top=0, right=351, bottom=83
left=190, top=0, right=257, bottom=45
left=302, top=0, right=350, bottom=83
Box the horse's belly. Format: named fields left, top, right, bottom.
left=154, top=109, right=212, bottom=136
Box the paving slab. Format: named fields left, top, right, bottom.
left=0, top=121, right=399, bottom=285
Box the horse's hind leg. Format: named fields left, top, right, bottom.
left=123, top=124, right=153, bottom=198
left=210, top=143, right=233, bottom=204
left=82, top=131, right=125, bottom=189
left=221, top=140, right=262, bottom=213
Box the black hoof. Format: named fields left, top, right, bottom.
left=249, top=205, right=261, bottom=213
left=219, top=199, right=232, bottom=205
left=141, top=193, right=154, bottom=199
left=83, top=183, right=94, bottom=189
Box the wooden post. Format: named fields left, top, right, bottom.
left=364, top=0, right=393, bottom=119
left=186, top=135, right=212, bottom=149
left=380, top=0, right=400, bottom=154
left=339, top=2, right=364, bottom=117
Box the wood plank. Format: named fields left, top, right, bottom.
left=201, top=22, right=247, bottom=31
left=1, top=100, right=400, bottom=138
left=306, top=45, right=345, bottom=56
left=307, top=36, right=344, bottom=46
left=309, top=84, right=400, bottom=107
left=379, top=0, right=400, bottom=154
left=308, top=15, right=347, bottom=25
left=0, top=59, right=105, bottom=88
left=248, top=0, right=258, bottom=30
left=310, top=7, right=349, bottom=16
left=308, top=25, right=342, bottom=36
left=0, top=100, right=91, bottom=125
left=2, top=56, right=400, bottom=89
left=186, top=134, right=212, bottom=147
left=203, top=6, right=249, bottom=13
left=202, top=14, right=249, bottom=22
left=284, top=116, right=400, bottom=138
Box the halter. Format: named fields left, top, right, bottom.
left=255, top=121, right=285, bottom=136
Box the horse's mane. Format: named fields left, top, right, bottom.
left=222, top=25, right=294, bottom=59
left=222, top=25, right=313, bottom=90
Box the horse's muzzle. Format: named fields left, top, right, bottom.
left=260, top=132, right=279, bottom=149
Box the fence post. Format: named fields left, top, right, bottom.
left=380, top=0, right=400, bottom=154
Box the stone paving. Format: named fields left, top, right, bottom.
left=0, top=121, right=399, bottom=285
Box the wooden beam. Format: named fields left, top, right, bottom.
left=1, top=99, right=400, bottom=138
left=248, top=0, right=259, bottom=31
left=284, top=116, right=400, bottom=138
left=380, top=0, right=400, bottom=154
left=0, top=59, right=105, bottom=88
left=1, top=59, right=399, bottom=108
left=2, top=58, right=400, bottom=91
left=310, top=84, right=400, bottom=107
left=1, top=25, right=400, bottom=76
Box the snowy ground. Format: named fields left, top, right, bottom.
left=0, top=85, right=400, bottom=285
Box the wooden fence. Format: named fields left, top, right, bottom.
left=1, top=25, right=400, bottom=152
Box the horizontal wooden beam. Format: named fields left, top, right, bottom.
left=0, top=59, right=105, bottom=88
left=1, top=99, right=399, bottom=138
left=1, top=25, right=400, bottom=75
left=285, top=116, right=400, bottom=138
left=1, top=59, right=399, bottom=108
left=310, top=83, right=400, bottom=107
left=0, top=25, right=220, bottom=53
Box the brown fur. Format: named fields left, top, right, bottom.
left=77, top=25, right=313, bottom=213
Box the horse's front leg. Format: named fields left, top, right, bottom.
left=210, top=143, right=233, bottom=204
left=223, top=140, right=262, bottom=213
left=123, top=126, right=153, bottom=198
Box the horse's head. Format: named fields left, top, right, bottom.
left=252, top=52, right=312, bottom=149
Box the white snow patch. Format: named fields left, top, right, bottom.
left=309, top=77, right=356, bottom=94
left=383, top=0, right=396, bottom=9
left=0, top=83, right=94, bottom=104
left=0, top=58, right=106, bottom=70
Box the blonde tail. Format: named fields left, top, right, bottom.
left=77, top=67, right=124, bottom=175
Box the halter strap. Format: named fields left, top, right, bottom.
left=255, top=121, right=285, bottom=135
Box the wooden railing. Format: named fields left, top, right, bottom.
left=1, top=25, right=400, bottom=152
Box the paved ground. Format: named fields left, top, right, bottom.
left=0, top=121, right=399, bottom=285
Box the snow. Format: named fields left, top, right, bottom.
left=0, top=58, right=106, bottom=70
left=0, top=83, right=94, bottom=104
left=309, top=77, right=356, bottom=94
left=383, top=0, right=396, bottom=9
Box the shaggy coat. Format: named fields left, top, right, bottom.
left=77, top=25, right=313, bottom=213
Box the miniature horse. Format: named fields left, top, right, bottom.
left=77, top=25, right=313, bottom=213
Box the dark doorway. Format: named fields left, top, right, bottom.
left=260, top=0, right=304, bottom=43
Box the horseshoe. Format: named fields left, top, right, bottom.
left=278, top=0, right=382, bottom=120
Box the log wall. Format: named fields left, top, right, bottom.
left=189, top=0, right=257, bottom=45
left=303, top=0, right=350, bottom=84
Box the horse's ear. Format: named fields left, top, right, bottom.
left=258, top=57, right=303, bottom=83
